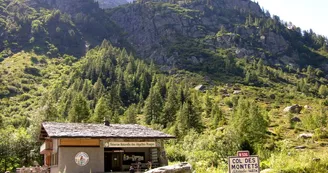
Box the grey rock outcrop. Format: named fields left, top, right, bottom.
left=35, top=0, right=100, bottom=14
left=195, top=85, right=206, bottom=91
left=107, top=0, right=290, bottom=66
left=95, top=0, right=129, bottom=8
left=283, top=104, right=302, bottom=114
left=233, top=90, right=242, bottom=95
left=35, top=0, right=304, bottom=69
left=145, top=162, right=193, bottom=173
left=290, top=117, right=301, bottom=123
left=295, top=145, right=306, bottom=149
left=108, top=0, right=294, bottom=67
left=299, top=133, right=314, bottom=139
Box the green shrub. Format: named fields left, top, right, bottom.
left=323, top=99, right=328, bottom=106
left=224, top=97, right=233, bottom=108
left=314, top=128, right=328, bottom=139
left=166, top=144, right=186, bottom=162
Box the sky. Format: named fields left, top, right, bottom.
left=252, top=0, right=328, bottom=37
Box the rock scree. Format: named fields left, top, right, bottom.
left=145, top=162, right=193, bottom=173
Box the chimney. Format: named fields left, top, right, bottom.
left=104, top=117, right=110, bottom=126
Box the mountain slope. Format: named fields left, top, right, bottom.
left=106, top=0, right=328, bottom=73
left=0, top=0, right=328, bottom=172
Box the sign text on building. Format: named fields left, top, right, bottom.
left=104, top=142, right=157, bottom=148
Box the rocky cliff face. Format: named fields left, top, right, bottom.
left=34, top=0, right=99, bottom=14
left=95, top=0, right=129, bottom=9
left=107, top=0, right=295, bottom=67
left=27, top=0, right=324, bottom=70
left=34, top=0, right=130, bottom=11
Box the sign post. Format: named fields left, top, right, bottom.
left=228, top=151, right=260, bottom=173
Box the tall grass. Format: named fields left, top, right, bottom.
left=269, top=150, right=328, bottom=173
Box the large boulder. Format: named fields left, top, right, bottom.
left=194, top=85, right=206, bottom=92
left=299, top=133, right=314, bottom=139
left=145, top=162, right=193, bottom=173
left=290, top=117, right=301, bottom=123
left=283, top=104, right=302, bottom=114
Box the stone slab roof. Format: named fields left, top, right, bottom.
left=40, top=122, right=175, bottom=140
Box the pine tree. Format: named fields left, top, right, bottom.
left=162, top=80, right=179, bottom=127
left=211, top=103, right=223, bottom=128
left=108, top=84, right=122, bottom=113
left=245, top=70, right=251, bottom=83
left=257, top=59, right=264, bottom=74
left=204, top=91, right=212, bottom=117
left=123, top=104, right=137, bottom=124
left=93, top=77, right=105, bottom=99
left=232, top=98, right=268, bottom=144
left=176, top=98, right=203, bottom=135
left=43, top=99, right=59, bottom=121
left=175, top=105, right=189, bottom=137
left=111, top=110, right=120, bottom=124
left=89, top=96, right=111, bottom=123
left=68, top=93, right=91, bottom=122
left=144, top=83, right=164, bottom=125
left=139, top=72, right=151, bottom=100
left=82, top=79, right=93, bottom=98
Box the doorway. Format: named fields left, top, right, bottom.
left=104, top=152, right=122, bottom=172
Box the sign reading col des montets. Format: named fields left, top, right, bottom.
left=103, top=141, right=158, bottom=148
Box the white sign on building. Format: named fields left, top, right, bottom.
left=104, top=142, right=157, bottom=148
left=228, top=151, right=260, bottom=173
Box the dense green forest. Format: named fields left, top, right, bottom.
left=1, top=0, right=328, bottom=172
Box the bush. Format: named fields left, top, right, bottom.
left=224, top=97, right=233, bottom=108
left=314, top=128, right=328, bottom=139
left=166, top=144, right=186, bottom=162
left=323, top=99, right=328, bottom=106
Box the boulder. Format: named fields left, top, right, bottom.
left=304, top=105, right=312, bottom=110
left=312, top=158, right=321, bottom=162
left=295, top=146, right=306, bottom=149
left=233, top=87, right=241, bottom=90
left=299, top=133, right=314, bottom=139
left=221, top=94, right=230, bottom=98
left=261, top=169, right=274, bottom=173
left=194, top=85, right=206, bottom=91
left=290, top=117, right=301, bottom=123
left=219, top=89, right=228, bottom=94
left=145, top=162, right=193, bottom=173
left=233, top=90, right=242, bottom=95
left=320, top=143, right=328, bottom=147
left=225, top=83, right=233, bottom=88
left=283, top=104, right=302, bottom=114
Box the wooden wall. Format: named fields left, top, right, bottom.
left=59, top=139, right=100, bottom=147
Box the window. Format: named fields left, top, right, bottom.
left=51, top=153, right=58, bottom=166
